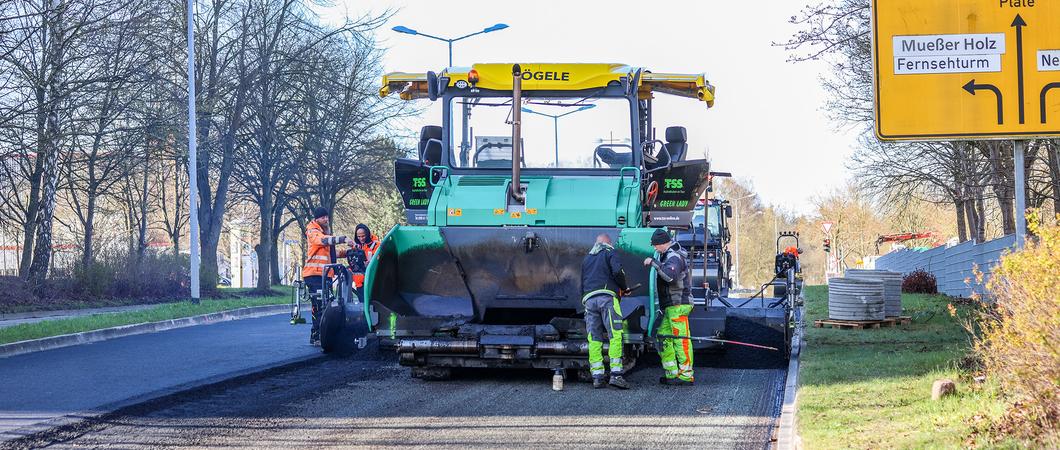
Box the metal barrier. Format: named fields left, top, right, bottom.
left=873, top=235, right=1017, bottom=298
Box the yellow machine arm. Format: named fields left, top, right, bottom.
left=378, top=64, right=715, bottom=107
left=639, top=72, right=715, bottom=107
left=379, top=72, right=431, bottom=100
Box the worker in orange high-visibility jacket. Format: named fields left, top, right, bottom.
left=354, top=224, right=381, bottom=261
left=302, top=207, right=356, bottom=346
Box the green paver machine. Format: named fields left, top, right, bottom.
left=360, top=63, right=772, bottom=378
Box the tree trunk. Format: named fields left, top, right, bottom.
left=136, top=151, right=150, bottom=263
left=201, top=236, right=220, bottom=293
left=964, top=197, right=980, bottom=243
left=986, top=142, right=1015, bottom=235
left=954, top=199, right=967, bottom=242
left=27, top=1, right=64, bottom=290
left=255, top=190, right=273, bottom=292
left=81, top=194, right=96, bottom=269
left=1048, top=141, right=1060, bottom=215
left=975, top=197, right=987, bottom=242
left=20, top=88, right=48, bottom=278
left=269, top=233, right=281, bottom=285
left=269, top=211, right=282, bottom=286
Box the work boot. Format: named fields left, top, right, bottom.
left=671, top=378, right=694, bottom=387
left=310, top=329, right=320, bottom=346
left=659, top=376, right=678, bottom=385
left=592, top=377, right=607, bottom=389
left=609, top=375, right=631, bottom=390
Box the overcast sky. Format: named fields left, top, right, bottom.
left=324, top=0, right=860, bottom=215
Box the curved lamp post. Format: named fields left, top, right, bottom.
left=520, top=104, right=596, bottom=167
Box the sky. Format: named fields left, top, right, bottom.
left=322, top=0, right=861, bottom=215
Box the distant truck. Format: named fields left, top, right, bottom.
left=677, top=198, right=733, bottom=298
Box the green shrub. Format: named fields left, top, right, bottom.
left=971, top=212, right=1060, bottom=446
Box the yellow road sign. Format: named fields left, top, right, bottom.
left=872, top=0, right=1060, bottom=140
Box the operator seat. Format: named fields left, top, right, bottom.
left=418, top=125, right=443, bottom=165
left=596, top=146, right=632, bottom=168
left=657, top=126, right=687, bottom=166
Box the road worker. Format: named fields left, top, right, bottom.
left=302, top=207, right=355, bottom=346
left=580, top=233, right=631, bottom=389
left=644, top=228, right=695, bottom=386
left=355, top=224, right=381, bottom=261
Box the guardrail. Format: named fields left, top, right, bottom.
left=873, top=234, right=1016, bottom=298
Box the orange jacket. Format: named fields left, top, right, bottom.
left=359, top=235, right=381, bottom=261
left=302, top=221, right=347, bottom=279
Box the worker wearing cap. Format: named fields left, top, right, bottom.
left=302, top=207, right=355, bottom=346
left=581, top=233, right=631, bottom=389
left=644, top=228, right=695, bottom=386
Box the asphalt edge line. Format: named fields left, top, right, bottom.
left=0, top=304, right=289, bottom=359
left=0, top=351, right=328, bottom=447
left=777, top=313, right=805, bottom=450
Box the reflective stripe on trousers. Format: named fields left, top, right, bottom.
left=656, top=304, right=694, bottom=382
left=584, top=292, right=624, bottom=377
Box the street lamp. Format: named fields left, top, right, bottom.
left=393, top=23, right=509, bottom=169
left=731, top=193, right=758, bottom=289
left=187, top=0, right=200, bottom=302
left=521, top=104, right=596, bottom=167
left=391, top=23, right=509, bottom=66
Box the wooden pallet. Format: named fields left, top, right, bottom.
left=814, top=316, right=912, bottom=329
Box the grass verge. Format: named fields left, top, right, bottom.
left=0, top=290, right=289, bottom=346
left=796, top=285, right=1013, bottom=449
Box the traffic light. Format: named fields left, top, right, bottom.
left=823, top=239, right=831, bottom=253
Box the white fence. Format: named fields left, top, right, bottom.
left=873, top=235, right=1017, bottom=298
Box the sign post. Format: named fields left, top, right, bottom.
left=872, top=0, right=1060, bottom=248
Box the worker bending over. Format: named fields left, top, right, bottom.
left=302, top=207, right=356, bottom=346
left=644, top=228, right=695, bottom=386
left=580, top=233, right=632, bottom=389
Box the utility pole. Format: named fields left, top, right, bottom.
left=187, top=0, right=200, bottom=302
left=1013, top=140, right=1026, bottom=248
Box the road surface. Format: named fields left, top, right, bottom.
left=6, top=343, right=786, bottom=450
left=0, top=314, right=318, bottom=441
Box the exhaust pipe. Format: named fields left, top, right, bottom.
left=510, top=64, right=525, bottom=203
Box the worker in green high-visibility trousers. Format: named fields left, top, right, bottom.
left=645, top=228, right=694, bottom=386
left=581, top=233, right=631, bottom=389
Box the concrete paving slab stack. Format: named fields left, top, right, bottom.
left=827, top=277, right=885, bottom=321
left=845, top=269, right=903, bottom=317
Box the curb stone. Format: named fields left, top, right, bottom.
left=0, top=304, right=289, bottom=359
left=776, top=308, right=805, bottom=450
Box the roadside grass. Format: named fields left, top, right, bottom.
left=0, top=286, right=267, bottom=315
left=797, top=285, right=1011, bottom=449
left=0, top=289, right=290, bottom=346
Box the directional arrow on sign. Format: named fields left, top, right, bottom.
left=1042, top=82, right=1060, bottom=124
left=963, top=80, right=1004, bottom=125
left=1012, top=14, right=1027, bottom=124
